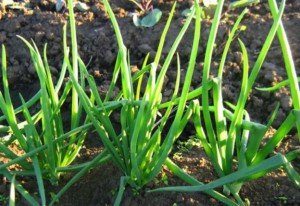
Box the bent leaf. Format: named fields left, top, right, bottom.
left=134, top=9, right=162, bottom=27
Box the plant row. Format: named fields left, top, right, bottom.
left=0, top=0, right=299, bottom=205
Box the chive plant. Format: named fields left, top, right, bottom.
left=151, top=0, right=300, bottom=205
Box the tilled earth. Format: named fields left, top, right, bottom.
left=0, top=0, right=300, bottom=205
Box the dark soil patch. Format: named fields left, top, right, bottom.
left=0, top=0, right=300, bottom=205
left=54, top=134, right=300, bottom=206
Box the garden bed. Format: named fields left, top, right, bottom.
left=0, top=0, right=300, bottom=205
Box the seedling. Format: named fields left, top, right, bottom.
left=129, top=0, right=162, bottom=27
left=0, top=0, right=31, bottom=10
left=56, top=0, right=89, bottom=12
left=129, top=0, right=153, bottom=14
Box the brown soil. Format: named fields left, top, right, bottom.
left=54, top=134, right=300, bottom=206
left=0, top=0, right=300, bottom=205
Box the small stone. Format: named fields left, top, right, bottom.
left=93, top=69, right=102, bottom=78
left=118, top=8, right=127, bottom=18
left=131, top=65, right=139, bottom=73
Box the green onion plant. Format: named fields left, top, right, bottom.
left=51, top=1, right=238, bottom=205
left=0, top=0, right=93, bottom=205
left=1, top=0, right=299, bottom=205
left=151, top=0, right=300, bottom=205
left=268, top=0, right=300, bottom=138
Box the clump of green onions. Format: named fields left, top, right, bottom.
left=0, top=0, right=92, bottom=205
left=1, top=0, right=299, bottom=205
left=51, top=0, right=239, bottom=205
left=151, top=0, right=300, bottom=205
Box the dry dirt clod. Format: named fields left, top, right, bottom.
left=280, top=94, right=292, bottom=112
left=233, top=51, right=243, bottom=65
left=34, top=31, right=46, bottom=42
